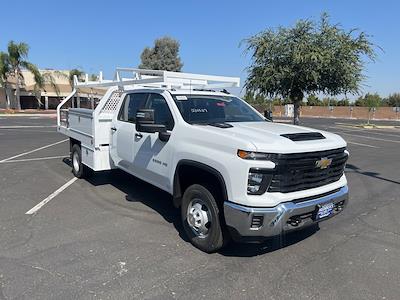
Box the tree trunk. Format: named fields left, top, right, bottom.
left=15, top=69, right=21, bottom=110
left=290, top=90, right=303, bottom=125
left=367, top=109, right=371, bottom=125
left=4, top=86, right=12, bottom=110
left=293, top=100, right=301, bottom=125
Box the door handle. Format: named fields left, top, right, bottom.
left=135, top=133, right=143, bottom=139
left=111, top=127, right=117, bottom=132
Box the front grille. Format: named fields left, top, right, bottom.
left=267, top=147, right=348, bottom=193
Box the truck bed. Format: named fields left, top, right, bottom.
left=58, top=107, right=116, bottom=172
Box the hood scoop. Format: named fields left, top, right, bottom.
left=281, top=132, right=326, bottom=141
left=207, top=122, right=233, bottom=128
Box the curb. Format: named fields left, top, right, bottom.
left=356, top=125, right=399, bottom=129
left=336, top=123, right=400, bottom=129
left=0, top=114, right=56, bottom=117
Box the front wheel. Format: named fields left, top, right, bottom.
left=181, top=184, right=227, bottom=253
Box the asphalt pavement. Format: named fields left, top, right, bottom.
left=0, top=115, right=399, bottom=299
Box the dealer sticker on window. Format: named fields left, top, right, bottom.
left=176, top=96, right=188, bottom=101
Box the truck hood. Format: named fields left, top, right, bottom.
left=206, top=121, right=347, bottom=153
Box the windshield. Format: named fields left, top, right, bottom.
left=172, top=95, right=265, bottom=124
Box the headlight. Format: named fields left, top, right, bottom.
left=238, top=149, right=274, bottom=160
left=247, top=169, right=272, bottom=195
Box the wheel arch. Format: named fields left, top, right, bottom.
left=69, top=137, right=81, bottom=152
left=173, top=160, right=228, bottom=208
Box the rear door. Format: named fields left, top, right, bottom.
left=110, top=92, right=148, bottom=171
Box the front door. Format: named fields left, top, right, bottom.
left=110, top=92, right=148, bottom=171
left=132, top=93, right=175, bottom=192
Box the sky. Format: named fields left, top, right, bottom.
left=1, top=0, right=399, bottom=98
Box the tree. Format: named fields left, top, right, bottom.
left=355, top=93, right=381, bottom=122
left=337, top=98, right=350, bottom=106
left=0, top=52, right=12, bottom=109
left=363, top=93, right=381, bottom=124
left=306, top=95, right=322, bottom=106
left=32, top=70, right=63, bottom=108
left=89, top=74, right=98, bottom=81
left=139, top=36, right=183, bottom=71
left=243, top=13, right=376, bottom=124
left=322, top=97, right=338, bottom=106
left=68, top=69, right=85, bottom=89
left=384, top=93, right=400, bottom=107
left=243, top=91, right=274, bottom=110
left=354, top=96, right=365, bottom=106
left=5, top=41, right=45, bottom=110
left=1, top=41, right=57, bottom=110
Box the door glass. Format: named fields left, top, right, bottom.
left=147, top=94, right=175, bottom=130
left=118, top=93, right=148, bottom=123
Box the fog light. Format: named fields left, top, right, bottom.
left=251, top=215, right=264, bottom=228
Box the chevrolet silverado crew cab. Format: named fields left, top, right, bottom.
left=57, top=68, right=349, bottom=253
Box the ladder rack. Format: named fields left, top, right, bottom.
left=57, top=68, right=240, bottom=128
left=73, top=67, right=240, bottom=90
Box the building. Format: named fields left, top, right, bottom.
left=0, top=69, right=105, bottom=110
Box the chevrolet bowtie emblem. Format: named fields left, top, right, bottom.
left=315, top=157, right=332, bottom=169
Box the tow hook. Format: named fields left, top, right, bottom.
left=288, top=216, right=302, bottom=227
left=334, top=200, right=345, bottom=212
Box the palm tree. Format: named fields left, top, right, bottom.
left=1, top=41, right=62, bottom=110
left=6, top=41, right=44, bottom=110
left=32, top=70, right=63, bottom=108
left=68, top=69, right=84, bottom=90
left=89, top=74, right=98, bottom=81
left=0, top=52, right=12, bottom=109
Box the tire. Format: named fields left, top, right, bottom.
left=71, top=144, right=87, bottom=178
left=181, top=184, right=227, bottom=253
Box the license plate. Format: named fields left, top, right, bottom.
left=316, top=202, right=334, bottom=220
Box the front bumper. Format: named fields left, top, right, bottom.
left=224, top=185, right=348, bottom=241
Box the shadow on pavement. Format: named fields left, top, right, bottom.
left=220, top=225, right=319, bottom=257
left=91, top=169, right=189, bottom=242
left=346, top=163, right=400, bottom=185
left=63, top=158, right=186, bottom=240
left=63, top=158, right=321, bottom=256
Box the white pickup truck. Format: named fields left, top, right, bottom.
left=57, top=68, right=348, bottom=252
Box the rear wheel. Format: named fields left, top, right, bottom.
left=181, top=184, right=227, bottom=253
left=71, top=144, right=87, bottom=178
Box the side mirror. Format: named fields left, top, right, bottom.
left=264, top=110, right=273, bottom=121
left=158, top=131, right=171, bottom=142
left=136, top=109, right=166, bottom=133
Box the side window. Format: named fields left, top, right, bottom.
left=118, top=93, right=148, bottom=123
left=147, top=94, right=175, bottom=131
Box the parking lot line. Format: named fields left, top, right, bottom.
left=333, top=125, right=400, bottom=138
left=25, top=177, right=78, bottom=215
left=331, top=131, right=400, bottom=144
left=0, top=155, right=69, bottom=163
left=0, top=139, right=69, bottom=163
left=347, top=141, right=379, bottom=148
